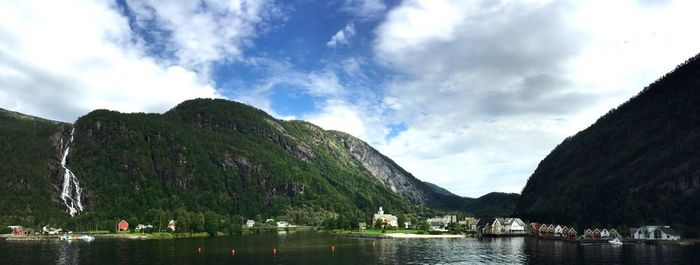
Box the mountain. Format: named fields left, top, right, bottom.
left=0, top=99, right=516, bottom=228
left=424, top=182, right=457, bottom=196
left=516, top=53, right=700, bottom=237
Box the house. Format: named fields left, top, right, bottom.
left=427, top=215, right=456, bottom=231
left=538, top=224, right=548, bottom=236
left=491, top=218, right=504, bottom=234
left=500, top=218, right=526, bottom=234
left=554, top=225, right=564, bottom=237
left=593, top=229, right=601, bottom=239
left=372, top=207, right=398, bottom=227
left=359, top=222, right=367, bottom=230
left=276, top=221, right=289, bottom=228
left=530, top=223, right=543, bottom=235
left=11, top=226, right=32, bottom=236
left=584, top=229, right=593, bottom=239
left=459, top=217, right=479, bottom=230
left=632, top=226, right=681, bottom=240
left=546, top=224, right=555, bottom=235
left=245, top=220, right=255, bottom=227
left=610, top=229, right=620, bottom=238
left=118, top=220, right=129, bottom=231
left=601, top=229, right=610, bottom=239
left=476, top=218, right=494, bottom=234
left=168, top=220, right=176, bottom=231
left=429, top=220, right=448, bottom=232
left=566, top=228, right=577, bottom=240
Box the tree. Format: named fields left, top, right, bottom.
left=397, top=214, right=405, bottom=229
left=204, top=211, right=219, bottom=236
left=192, top=212, right=205, bottom=233
left=175, top=208, right=190, bottom=234
left=158, top=210, right=168, bottom=233
left=417, top=220, right=429, bottom=232
left=228, top=215, right=244, bottom=235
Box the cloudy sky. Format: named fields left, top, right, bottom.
left=2, top=0, right=700, bottom=197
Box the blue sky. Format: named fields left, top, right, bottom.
left=2, top=0, right=700, bottom=197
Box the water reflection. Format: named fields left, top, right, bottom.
left=0, top=232, right=695, bottom=265
left=56, top=241, right=81, bottom=265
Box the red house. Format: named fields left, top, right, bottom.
left=118, top=220, right=129, bottom=231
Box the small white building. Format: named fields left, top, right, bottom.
left=276, top=221, right=289, bottom=228
left=246, top=220, right=255, bottom=227
left=601, top=229, right=610, bottom=239
left=632, top=226, right=681, bottom=240
left=554, top=225, right=564, bottom=237
left=168, top=220, right=176, bottom=232
left=372, top=207, right=398, bottom=227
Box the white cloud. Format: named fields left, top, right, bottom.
left=0, top=0, right=277, bottom=122
left=326, top=23, right=356, bottom=48
left=371, top=0, right=700, bottom=197
left=341, top=0, right=387, bottom=18
left=125, top=0, right=279, bottom=70
left=303, top=99, right=388, bottom=144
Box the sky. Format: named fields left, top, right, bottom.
left=2, top=0, right=700, bottom=198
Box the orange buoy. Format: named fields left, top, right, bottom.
left=272, top=248, right=277, bottom=255
left=231, top=249, right=236, bottom=256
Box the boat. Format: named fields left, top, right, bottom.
left=608, top=238, right=623, bottom=245
left=59, top=234, right=95, bottom=242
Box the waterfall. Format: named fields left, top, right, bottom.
left=59, top=128, right=84, bottom=217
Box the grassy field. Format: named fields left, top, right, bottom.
left=332, top=229, right=422, bottom=235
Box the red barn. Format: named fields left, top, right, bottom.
left=118, top=220, right=129, bottom=231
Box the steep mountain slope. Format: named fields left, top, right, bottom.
left=0, top=108, right=70, bottom=224
left=1, top=99, right=516, bottom=228
left=517, top=53, right=700, bottom=236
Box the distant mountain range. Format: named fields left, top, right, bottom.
left=0, top=99, right=517, bottom=227
left=517, top=53, right=700, bottom=237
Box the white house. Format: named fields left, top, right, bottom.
left=601, top=229, right=610, bottom=239
left=246, top=220, right=255, bottom=227
left=632, top=226, right=681, bottom=240
left=427, top=215, right=457, bottom=231
left=276, top=221, right=289, bottom=228
left=168, top=220, right=176, bottom=231
left=554, top=225, right=564, bottom=237
left=372, top=207, right=398, bottom=227
left=502, top=218, right=526, bottom=233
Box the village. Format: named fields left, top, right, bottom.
left=3, top=206, right=685, bottom=244
left=341, top=207, right=684, bottom=243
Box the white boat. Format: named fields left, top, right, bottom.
left=59, top=234, right=95, bottom=242
left=608, top=238, right=623, bottom=245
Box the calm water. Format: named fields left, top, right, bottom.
left=0, top=232, right=696, bottom=264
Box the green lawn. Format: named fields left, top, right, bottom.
left=333, top=229, right=422, bottom=235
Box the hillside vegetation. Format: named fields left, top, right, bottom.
left=517, top=53, right=700, bottom=237
left=0, top=99, right=517, bottom=231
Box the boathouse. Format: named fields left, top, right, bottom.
left=118, top=220, right=129, bottom=231
left=554, top=225, right=563, bottom=237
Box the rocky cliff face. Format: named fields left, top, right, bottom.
left=332, top=131, right=430, bottom=204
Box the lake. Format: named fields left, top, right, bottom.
left=0, top=231, right=696, bottom=264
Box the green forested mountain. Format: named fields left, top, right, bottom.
left=0, top=99, right=516, bottom=230
left=517, top=53, right=700, bottom=237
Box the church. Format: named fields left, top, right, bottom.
left=372, top=207, right=398, bottom=227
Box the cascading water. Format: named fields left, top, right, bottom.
left=59, top=128, right=84, bottom=217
